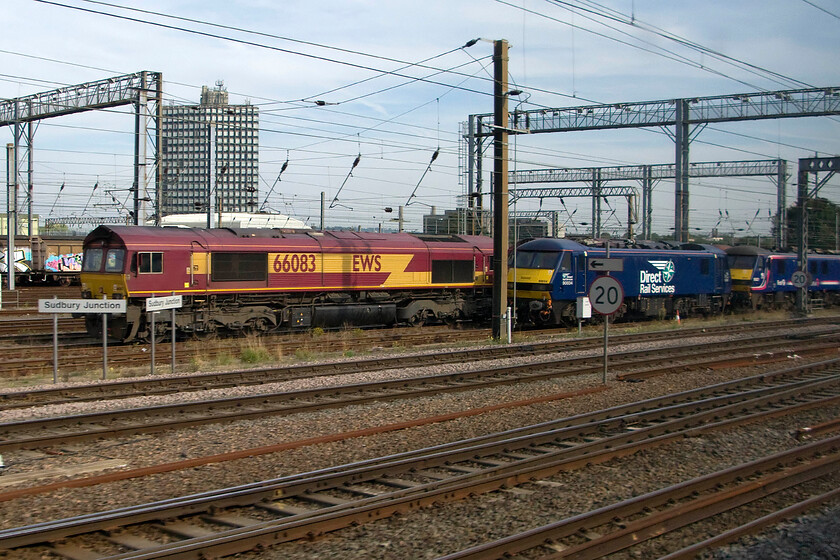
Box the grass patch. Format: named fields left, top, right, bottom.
left=240, top=338, right=272, bottom=364
left=294, top=347, right=314, bottom=361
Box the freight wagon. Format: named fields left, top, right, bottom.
left=0, top=235, right=84, bottom=285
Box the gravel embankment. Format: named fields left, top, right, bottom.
left=0, top=324, right=838, bottom=559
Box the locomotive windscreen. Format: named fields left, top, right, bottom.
left=82, top=248, right=103, bottom=272
left=727, top=255, right=757, bottom=269
left=511, top=251, right=567, bottom=270
left=82, top=248, right=125, bottom=273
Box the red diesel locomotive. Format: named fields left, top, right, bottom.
left=79, top=225, right=493, bottom=341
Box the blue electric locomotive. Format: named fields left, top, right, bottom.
left=726, top=245, right=840, bottom=309
left=509, top=239, right=730, bottom=326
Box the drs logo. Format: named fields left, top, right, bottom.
left=273, top=253, right=317, bottom=273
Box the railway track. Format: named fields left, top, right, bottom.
left=1, top=360, right=838, bottom=559
left=0, top=286, right=80, bottom=314
left=0, top=327, right=837, bottom=452
left=0, top=323, right=497, bottom=376
left=1, top=316, right=836, bottom=410
left=438, top=436, right=840, bottom=560
left=0, top=317, right=84, bottom=339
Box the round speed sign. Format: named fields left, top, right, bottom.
left=790, top=270, right=809, bottom=289
left=588, top=275, right=624, bottom=315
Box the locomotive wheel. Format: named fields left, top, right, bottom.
left=554, top=302, right=577, bottom=327
left=191, top=322, right=219, bottom=341
left=144, top=324, right=169, bottom=344
left=407, top=309, right=431, bottom=327
left=242, top=317, right=271, bottom=336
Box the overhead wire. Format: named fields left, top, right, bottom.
left=35, top=0, right=497, bottom=100
left=545, top=0, right=812, bottom=90
left=799, top=0, right=840, bottom=21
left=8, top=1, right=836, bottom=230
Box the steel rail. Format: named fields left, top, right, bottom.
left=1, top=367, right=838, bottom=557
left=658, top=486, right=840, bottom=560
left=0, top=317, right=834, bottom=410
left=436, top=436, right=840, bottom=560
left=0, top=330, right=836, bottom=452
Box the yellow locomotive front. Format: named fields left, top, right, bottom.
left=79, top=237, right=133, bottom=339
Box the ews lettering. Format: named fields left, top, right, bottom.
left=352, top=254, right=382, bottom=272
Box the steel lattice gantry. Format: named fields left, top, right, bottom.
left=464, top=86, right=840, bottom=242
left=1, top=71, right=163, bottom=230
left=510, top=159, right=788, bottom=245
left=43, top=216, right=131, bottom=227
left=794, top=157, right=840, bottom=314
left=510, top=185, right=637, bottom=239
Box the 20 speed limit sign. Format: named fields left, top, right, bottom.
left=790, top=270, right=809, bottom=289
left=588, top=276, right=624, bottom=315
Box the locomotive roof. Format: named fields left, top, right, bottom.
left=724, top=245, right=772, bottom=256
left=516, top=237, right=725, bottom=255
left=515, top=238, right=588, bottom=251
left=83, top=225, right=491, bottom=251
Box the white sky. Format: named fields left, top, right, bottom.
left=2, top=0, right=839, bottom=237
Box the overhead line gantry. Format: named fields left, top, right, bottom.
left=464, top=86, right=840, bottom=242
left=1, top=71, right=163, bottom=229
left=511, top=159, right=788, bottom=245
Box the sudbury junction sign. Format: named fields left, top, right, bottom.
left=39, top=297, right=127, bottom=382
left=39, top=298, right=127, bottom=314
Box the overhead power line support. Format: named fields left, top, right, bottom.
left=0, top=72, right=163, bottom=226
left=5, top=143, right=16, bottom=291
left=509, top=159, right=787, bottom=244
left=642, top=165, right=653, bottom=240
left=591, top=169, right=602, bottom=238
left=510, top=186, right=637, bottom=239
left=492, top=39, right=510, bottom=342
left=776, top=160, right=788, bottom=247
left=794, top=157, right=840, bottom=315
left=674, top=99, right=690, bottom=242
left=465, top=86, right=840, bottom=242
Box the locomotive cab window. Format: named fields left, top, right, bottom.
left=82, top=248, right=103, bottom=272
left=137, top=252, right=163, bottom=274
left=211, top=252, right=267, bottom=282
left=775, top=260, right=786, bottom=275
left=511, top=251, right=560, bottom=270
left=104, top=249, right=126, bottom=273
left=727, top=255, right=756, bottom=270
left=700, top=259, right=710, bottom=275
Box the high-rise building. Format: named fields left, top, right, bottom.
left=160, top=82, right=258, bottom=218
